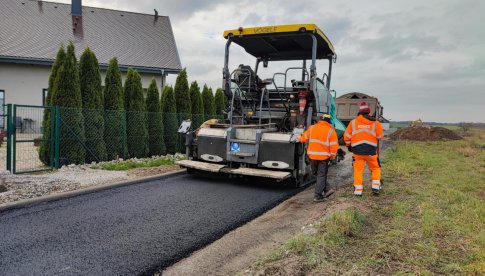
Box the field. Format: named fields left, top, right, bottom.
left=252, top=129, right=485, bottom=275
left=390, top=122, right=460, bottom=130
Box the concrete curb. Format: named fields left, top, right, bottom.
left=0, top=169, right=186, bottom=213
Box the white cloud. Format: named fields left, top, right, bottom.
left=57, top=0, right=485, bottom=122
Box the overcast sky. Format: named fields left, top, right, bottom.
left=57, top=0, right=484, bottom=123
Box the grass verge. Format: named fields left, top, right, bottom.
left=90, top=155, right=185, bottom=171
left=252, top=129, right=485, bottom=275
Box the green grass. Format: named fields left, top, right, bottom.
left=254, top=129, right=485, bottom=275
left=256, top=207, right=366, bottom=271
left=90, top=156, right=185, bottom=171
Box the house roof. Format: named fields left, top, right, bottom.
left=0, top=0, right=182, bottom=74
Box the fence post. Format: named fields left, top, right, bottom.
left=12, top=105, right=17, bottom=174
left=6, top=104, right=12, bottom=172
left=123, top=110, right=128, bottom=159
left=49, top=106, right=55, bottom=169
left=54, top=106, right=60, bottom=169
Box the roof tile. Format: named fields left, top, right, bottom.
left=0, top=0, right=182, bottom=71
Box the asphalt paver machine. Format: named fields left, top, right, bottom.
left=177, top=24, right=346, bottom=186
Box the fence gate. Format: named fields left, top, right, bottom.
left=4, top=104, right=57, bottom=174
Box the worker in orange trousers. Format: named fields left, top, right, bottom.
left=344, top=102, right=384, bottom=196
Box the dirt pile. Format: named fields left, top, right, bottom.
left=390, top=126, right=462, bottom=141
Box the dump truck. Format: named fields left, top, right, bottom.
left=336, top=92, right=384, bottom=127
left=176, top=24, right=346, bottom=186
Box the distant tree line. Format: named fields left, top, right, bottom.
left=39, top=42, right=227, bottom=165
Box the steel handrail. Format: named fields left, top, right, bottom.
left=271, top=72, right=290, bottom=114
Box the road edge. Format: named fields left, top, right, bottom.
left=0, top=169, right=186, bottom=212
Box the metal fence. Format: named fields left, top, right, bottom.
left=2, top=104, right=224, bottom=174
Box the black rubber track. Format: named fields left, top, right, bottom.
left=0, top=173, right=302, bottom=275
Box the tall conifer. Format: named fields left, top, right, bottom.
left=161, top=85, right=178, bottom=154
left=39, top=45, right=65, bottom=165
left=54, top=41, right=85, bottom=164
left=79, top=48, right=106, bottom=162
left=103, top=58, right=126, bottom=160
left=125, top=68, right=149, bottom=158
left=146, top=79, right=165, bottom=156
left=189, top=81, right=204, bottom=129
left=174, top=68, right=191, bottom=120
left=201, top=84, right=216, bottom=121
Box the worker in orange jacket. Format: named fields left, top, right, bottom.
left=344, top=102, right=384, bottom=196
left=294, top=114, right=339, bottom=202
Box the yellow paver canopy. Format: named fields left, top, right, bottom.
left=223, top=24, right=336, bottom=61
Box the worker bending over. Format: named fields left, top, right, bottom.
left=294, top=114, right=339, bottom=202
left=344, top=102, right=384, bottom=196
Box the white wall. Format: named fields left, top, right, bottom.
left=0, top=63, right=166, bottom=106
left=0, top=63, right=50, bottom=106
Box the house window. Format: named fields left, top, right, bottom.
left=42, top=89, right=48, bottom=106
left=0, top=90, right=5, bottom=128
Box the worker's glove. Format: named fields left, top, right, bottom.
left=346, top=145, right=352, bottom=152
left=290, top=139, right=299, bottom=144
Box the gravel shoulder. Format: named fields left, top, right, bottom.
left=161, top=152, right=354, bottom=276
left=0, top=157, right=182, bottom=206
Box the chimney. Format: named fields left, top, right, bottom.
left=71, top=0, right=82, bottom=16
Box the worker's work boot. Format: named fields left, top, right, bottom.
left=313, top=196, right=326, bottom=203
left=372, top=180, right=381, bottom=195
left=354, top=185, right=363, bottom=197
left=324, top=189, right=335, bottom=198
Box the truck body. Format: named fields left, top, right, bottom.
left=336, top=92, right=383, bottom=126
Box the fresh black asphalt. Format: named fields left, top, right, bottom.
left=0, top=173, right=300, bottom=275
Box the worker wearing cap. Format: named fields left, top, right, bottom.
left=294, top=114, right=339, bottom=202
left=344, top=102, right=384, bottom=196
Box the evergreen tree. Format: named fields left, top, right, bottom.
left=201, top=84, right=216, bottom=121
left=79, top=48, right=107, bottom=162
left=103, top=58, right=126, bottom=160
left=125, top=68, right=149, bottom=158
left=189, top=81, right=204, bottom=129
left=146, top=79, right=166, bottom=156
left=214, top=88, right=227, bottom=118
left=161, top=85, right=178, bottom=154
left=174, top=68, right=191, bottom=120
left=39, top=45, right=65, bottom=166
left=54, top=41, right=85, bottom=165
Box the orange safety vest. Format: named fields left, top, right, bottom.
left=299, top=121, right=339, bottom=160
left=344, top=115, right=384, bottom=148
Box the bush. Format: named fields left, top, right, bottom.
left=124, top=68, right=149, bottom=158
left=79, top=48, right=107, bottom=162
left=103, top=58, right=127, bottom=160
left=146, top=79, right=166, bottom=156
left=54, top=42, right=85, bottom=165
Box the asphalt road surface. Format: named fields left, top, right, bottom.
left=0, top=173, right=300, bottom=275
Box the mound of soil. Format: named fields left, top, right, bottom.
left=390, top=126, right=462, bottom=141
